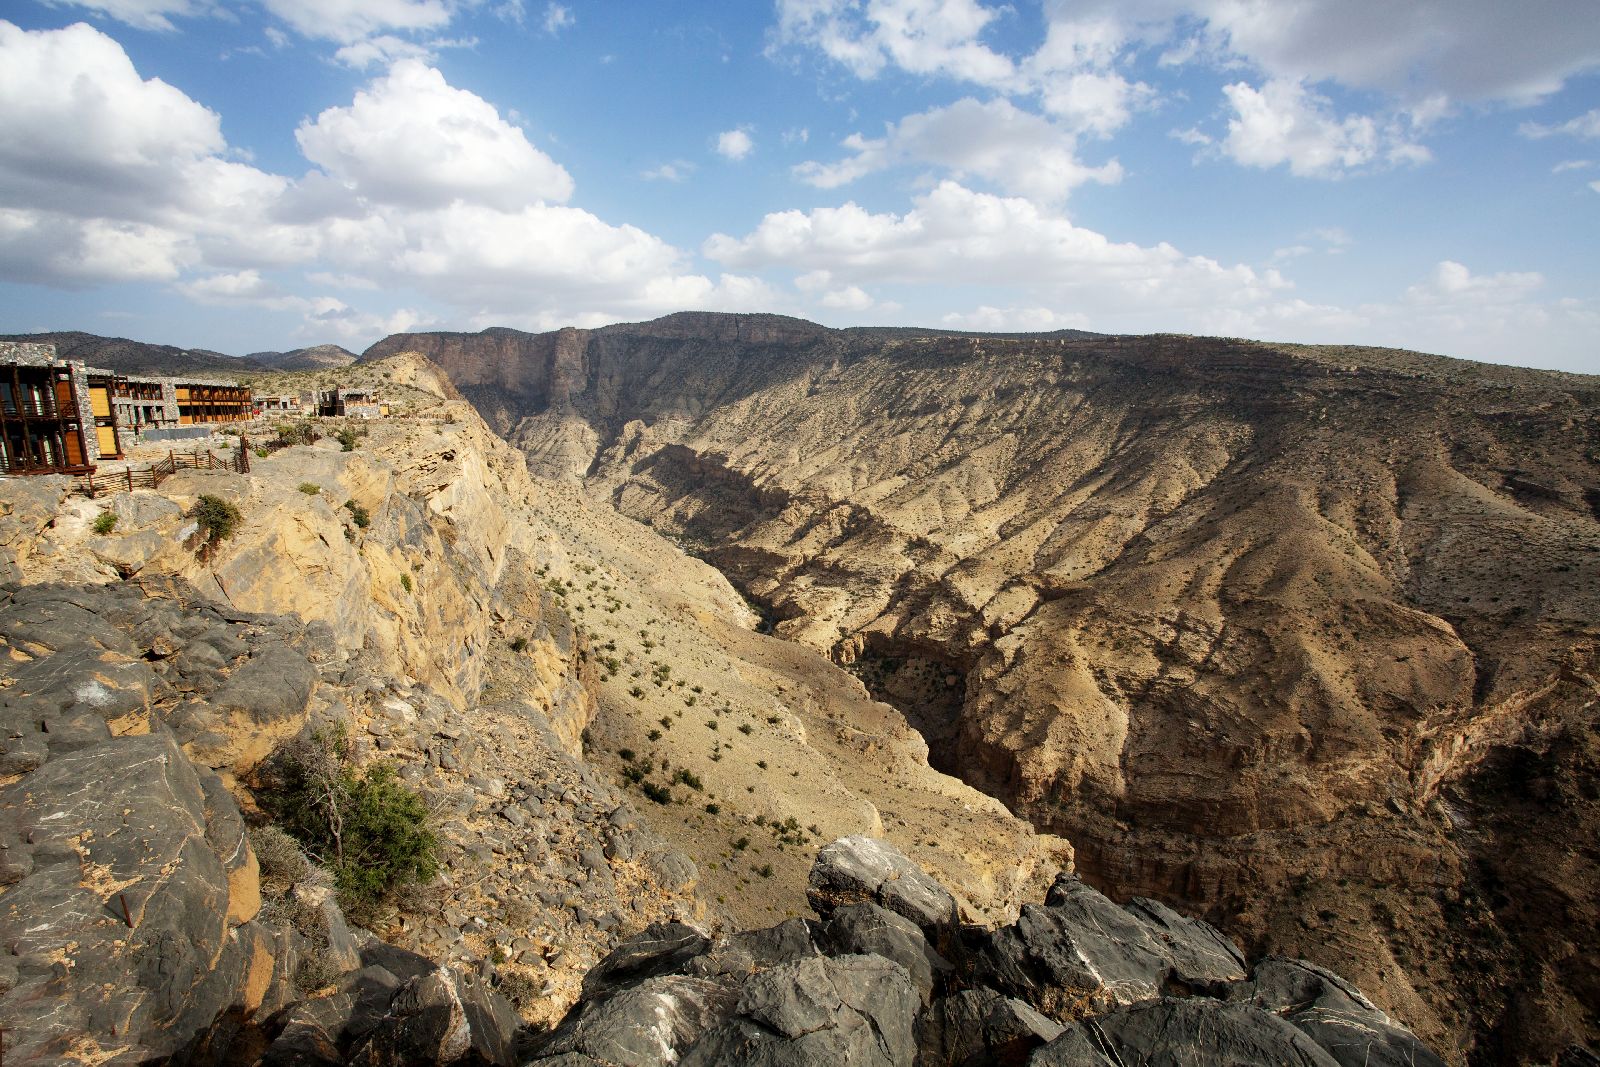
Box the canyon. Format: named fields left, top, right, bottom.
left=367, top=313, right=1600, bottom=1064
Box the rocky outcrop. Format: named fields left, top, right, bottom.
left=529, top=838, right=1449, bottom=1067
left=395, top=314, right=1600, bottom=1062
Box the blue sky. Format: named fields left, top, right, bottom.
left=0, top=0, right=1596, bottom=372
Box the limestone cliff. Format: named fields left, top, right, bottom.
left=371, top=315, right=1600, bottom=1065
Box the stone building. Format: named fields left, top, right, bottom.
left=0, top=341, right=253, bottom=474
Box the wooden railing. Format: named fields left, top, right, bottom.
left=71, top=439, right=251, bottom=499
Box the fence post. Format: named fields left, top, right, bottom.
left=126, top=468, right=132, bottom=492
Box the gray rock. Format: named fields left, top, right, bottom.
left=820, top=902, right=949, bottom=1005
left=532, top=974, right=740, bottom=1066
left=580, top=921, right=711, bottom=999
left=970, top=875, right=1246, bottom=1022
left=682, top=954, right=920, bottom=1067
left=1238, top=956, right=1447, bottom=1067
left=918, top=987, right=1065, bottom=1067
left=1034, top=998, right=1342, bottom=1067
left=348, top=966, right=519, bottom=1066
left=807, top=836, right=959, bottom=949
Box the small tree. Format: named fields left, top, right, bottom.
left=262, top=726, right=438, bottom=918
left=192, top=495, right=242, bottom=556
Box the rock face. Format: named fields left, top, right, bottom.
left=381, top=315, right=1600, bottom=1063
left=529, top=837, right=1448, bottom=1067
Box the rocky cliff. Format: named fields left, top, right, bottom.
left=369, top=315, right=1600, bottom=1064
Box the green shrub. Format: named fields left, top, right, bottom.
left=192, top=494, right=242, bottom=545
left=343, top=499, right=370, bottom=528
left=334, top=427, right=360, bottom=452
left=278, top=422, right=315, bottom=446
left=704, top=802, right=721, bottom=815
left=399, top=574, right=413, bottom=594
left=510, top=636, right=528, bottom=652
left=249, top=823, right=312, bottom=897
left=298, top=482, right=321, bottom=495
left=673, top=769, right=703, bottom=791
left=92, top=511, right=117, bottom=535
left=260, top=727, right=438, bottom=917
left=640, top=781, right=673, bottom=804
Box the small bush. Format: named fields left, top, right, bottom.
left=510, top=636, right=528, bottom=652
left=260, top=727, right=438, bottom=918
left=757, top=864, right=774, bottom=878
left=334, top=427, right=360, bottom=452
left=704, top=802, right=721, bottom=815
left=673, top=769, right=703, bottom=791
left=343, top=499, right=370, bottom=528
left=399, top=574, right=413, bottom=594
left=640, top=782, right=673, bottom=804
left=92, top=511, right=117, bottom=535
left=297, top=482, right=321, bottom=495
left=278, top=422, right=316, bottom=446
left=249, top=824, right=312, bottom=897
left=737, top=723, right=753, bottom=735
left=192, top=494, right=242, bottom=546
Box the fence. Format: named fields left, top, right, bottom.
left=71, top=439, right=251, bottom=499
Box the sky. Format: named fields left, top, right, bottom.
left=0, top=1, right=1596, bottom=372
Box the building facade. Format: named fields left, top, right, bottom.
left=0, top=342, right=252, bottom=474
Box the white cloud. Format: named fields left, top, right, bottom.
left=772, top=0, right=1015, bottom=86
left=333, top=33, right=475, bottom=68
left=260, top=0, right=452, bottom=44
left=542, top=2, right=573, bottom=35
left=1404, top=260, right=1543, bottom=306
left=794, top=97, right=1121, bottom=204
left=1219, top=79, right=1429, bottom=178
left=1590, top=180, right=1600, bottom=194
left=39, top=0, right=213, bottom=31
left=0, top=22, right=780, bottom=344
left=715, top=128, right=755, bottom=161
left=941, top=305, right=1091, bottom=331
left=1552, top=159, right=1594, bottom=173
left=773, top=0, right=1600, bottom=182
left=783, top=127, right=810, bottom=145
left=641, top=160, right=695, bottom=182
left=1521, top=108, right=1600, bottom=140
left=706, top=180, right=1292, bottom=320
left=295, top=59, right=573, bottom=209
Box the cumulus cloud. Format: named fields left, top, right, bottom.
left=0, top=21, right=776, bottom=342
left=715, top=128, right=755, bottom=161
left=1404, top=261, right=1543, bottom=305
left=794, top=97, right=1121, bottom=203
left=38, top=0, right=213, bottom=31
left=260, top=0, right=452, bottom=44
left=706, top=180, right=1291, bottom=318
left=772, top=0, right=1015, bottom=86
left=295, top=59, right=574, bottom=209
left=940, top=305, right=1091, bottom=331
left=1220, top=79, right=1430, bottom=178
left=772, top=0, right=1600, bottom=182
left=1521, top=108, right=1600, bottom=140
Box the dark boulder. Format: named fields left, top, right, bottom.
left=917, top=987, right=1065, bottom=1067
left=1033, top=998, right=1342, bottom=1067
left=1236, top=956, right=1448, bottom=1067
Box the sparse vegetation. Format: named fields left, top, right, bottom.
left=344, top=499, right=370, bottom=528
left=260, top=726, right=438, bottom=918
left=192, top=494, right=242, bottom=547
left=298, top=482, right=321, bottom=495
left=92, top=511, right=117, bottom=535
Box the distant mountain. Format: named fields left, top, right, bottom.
left=0, top=331, right=262, bottom=376
left=246, top=343, right=357, bottom=371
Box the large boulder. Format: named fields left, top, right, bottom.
left=807, top=835, right=960, bottom=950
left=681, top=954, right=921, bottom=1067
left=1031, top=998, right=1342, bottom=1067
left=970, top=874, right=1246, bottom=1021
left=1237, top=956, right=1448, bottom=1067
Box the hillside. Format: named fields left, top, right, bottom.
left=367, top=313, right=1600, bottom=1064
left=0, top=329, right=264, bottom=374
left=247, top=342, right=358, bottom=371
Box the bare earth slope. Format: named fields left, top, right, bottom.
left=367, top=313, right=1600, bottom=1064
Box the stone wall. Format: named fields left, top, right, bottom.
left=0, top=340, right=57, bottom=365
